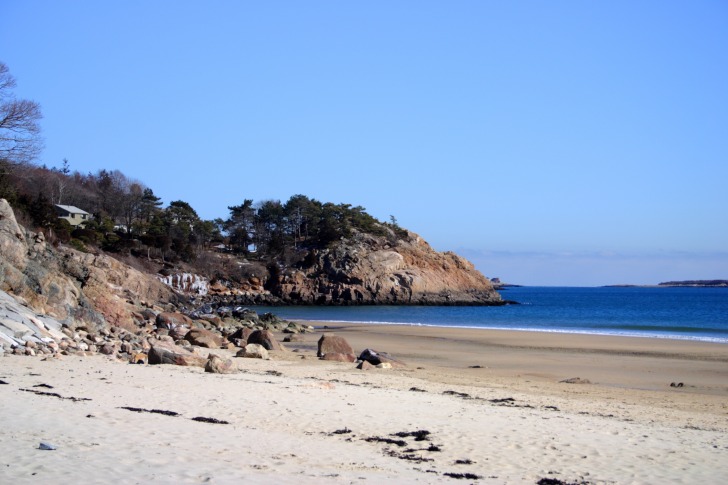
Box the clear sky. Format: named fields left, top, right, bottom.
left=2, top=1, right=727, bottom=286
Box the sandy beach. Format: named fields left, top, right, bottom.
left=1, top=324, right=727, bottom=484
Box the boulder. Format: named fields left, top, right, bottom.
left=184, top=328, right=223, bottom=348
left=205, top=354, right=236, bottom=374
left=321, top=352, right=356, bottom=363
left=358, top=348, right=405, bottom=368
left=148, top=341, right=206, bottom=367
left=156, top=312, right=193, bottom=329
left=168, top=326, right=189, bottom=340
left=247, top=329, right=284, bottom=351
left=228, top=327, right=254, bottom=343
left=317, top=334, right=355, bottom=361
left=99, top=342, right=117, bottom=355
left=236, top=343, right=269, bottom=360
left=357, top=360, right=376, bottom=370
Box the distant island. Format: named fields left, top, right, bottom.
left=606, top=280, right=727, bottom=288
left=658, top=280, right=728, bottom=287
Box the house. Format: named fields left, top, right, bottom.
left=55, top=204, right=91, bottom=227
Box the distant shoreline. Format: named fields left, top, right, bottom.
left=605, top=280, right=728, bottom=288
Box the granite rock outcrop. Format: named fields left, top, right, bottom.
left=271, top=230, right=502, bottom=305
left=0, top=198, right=176, bottom=332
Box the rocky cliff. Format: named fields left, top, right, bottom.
left=270, top=230, right=503, bottom=305
left=0, top=198, right=176, bottom=332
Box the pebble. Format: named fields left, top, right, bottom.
left=38, top=442, right=57, bottom=451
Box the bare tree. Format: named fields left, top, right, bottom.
left=0, top=62, right=43, bottom=168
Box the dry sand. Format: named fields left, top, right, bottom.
left=1, top=324, right=727, bottom=484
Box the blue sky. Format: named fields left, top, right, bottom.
left=2, top=1, right=727, bottom=286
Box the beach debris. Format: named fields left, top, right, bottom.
left=443, top=390, right=471, bottom=399
left=0, top=379, right=8, bottom=385
left=20, top=388, right=91, bottom=402
left=544, top=405, right=560, bottom=411
left=204, top=354, right=236, bottom=374
left=191, top=416, right=229, bottom=425
left=364, top=436, right=407, bottom=447
left=670, top=382, right=684, bottom=388
left=317, top=334, right=355, bottom=361
left=444, top=472, right=482, bottom=480
left=266, top=370, right=283, bottom=377
left=454, top=459, right=475, bottom=465
left=32, top=383, right=54, bottom=389
left=392, top=430, right=431, bottom=442
left=489, top=397, right=535, bottom=409
left=236, top=343, right=269, bottom=360
left=468, top=365, right=484, bottom=368
left=409, top=387, right=427, bottom=392
left=559, top=377, right=591, bottom=384
left=38, top=442, right=57, bottom=451
left=536, top=478, right=591, bottom=485
left=332, top=428, right=352, bottom=435
left=386, top=450, right=434, bottom=462
left=119, top=406, right=180, bottom=417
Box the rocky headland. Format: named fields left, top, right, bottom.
left=265, top=229, right=503, bottom=306
left=0, top=197, right=502, bottom=362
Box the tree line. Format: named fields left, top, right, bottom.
left=2, top=161, right=399, bottom=263
left=0, top=60, right=403, bottom=268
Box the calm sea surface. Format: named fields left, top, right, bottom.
left=252, top=287, right=728, bottom=343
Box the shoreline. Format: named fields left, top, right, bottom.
left=296, top=318, right=728, bottom=344
left=295, top=322, right=728, bottom=400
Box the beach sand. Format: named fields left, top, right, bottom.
left=1, top=324, right=727, bottom=484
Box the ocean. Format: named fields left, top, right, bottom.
left=252, top=286, right=728, bottom=343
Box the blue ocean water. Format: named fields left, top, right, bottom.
left=252, top=287, right=728, bottom=343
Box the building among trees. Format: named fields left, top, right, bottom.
left=54, top=204, right=91, bottom=227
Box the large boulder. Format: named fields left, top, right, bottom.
left=148, top=341, right=206, bottom=367
left=317, top=334, right=355, bottom=360
left=184, top=327, right=223, bottom=348
left=247, top=329, right=284, bottom=351
left=321, top=352, right=356, bottom=363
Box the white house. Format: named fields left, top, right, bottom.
left=55, top=204, right=91, bottom=227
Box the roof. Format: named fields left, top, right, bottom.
left=55, top=204, right=90, bottom=215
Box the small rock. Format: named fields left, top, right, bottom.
left=38, top=442, right=57, bottom=450
left=236, top=343, right=269, bottom=360
left=357, top=360, right=375, bottom=370
left=205, top=354, right=236, bottom=374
